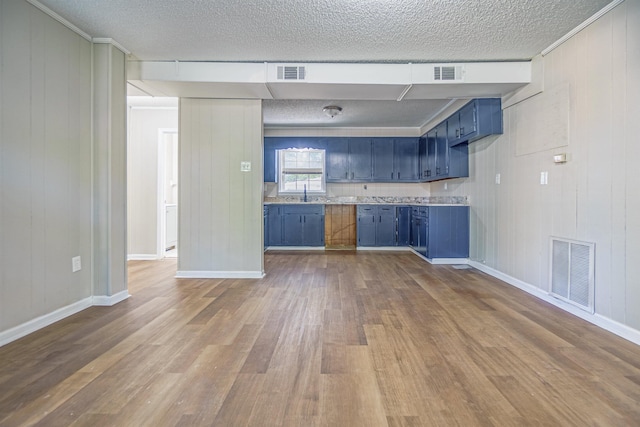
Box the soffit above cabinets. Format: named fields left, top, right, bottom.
left=128, top=61, right=531, bottom=101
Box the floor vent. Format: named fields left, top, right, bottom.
left=277, top=65, right=306, bottom=80
left=549, top=237, right=595, bottom=313
left=434, top=65, right=463, bottom=81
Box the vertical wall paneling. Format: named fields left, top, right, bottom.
left=0, top=0, right=94, bottom=333
left=92, top=43, right=128, bottom=298
left=178, top=99, right=263, bottom=278
left=429, top=1, right=640, bottom=335
left=609, top=3, right=627, bottom=323
left=625, top=0, right=640, bottom=328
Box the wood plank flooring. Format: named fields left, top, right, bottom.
left=1, top=251, right=640, bottom=426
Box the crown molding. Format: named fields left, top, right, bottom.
left=542, top=0, right=625, bottom=56
left=25, top=1, right=131, bottom=55
left=26, top=0, right=92, bottom=40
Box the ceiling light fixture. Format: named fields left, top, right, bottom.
left=323, top=105, right=342, bottom=118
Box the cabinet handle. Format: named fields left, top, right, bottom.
left=436, top=167, right=440, bottom=174
left=300, top=216, right=302, bottom=223
left=351, top=172, right=354, bottom=179
left=345, top=172, right=348, bottom=179
left=460, top=127, right=464, bottom=135
left=379, top=215, right=381, bottom=223
left=397, top=172, right=400, bottom=179
left=391, top=172, right=394, bottom=179
left=456, top=129, right=460, bottom=138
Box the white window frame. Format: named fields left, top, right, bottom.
left=277, top=148, right=326, bottom=195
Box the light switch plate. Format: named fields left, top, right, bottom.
left=72, top=256, right=82, bottom=272
left=540, top=171, right=548, bottom=185
left=240, top=161, right=251, bottom=172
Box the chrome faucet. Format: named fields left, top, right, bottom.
left=303, top=184, right=308, bottom=202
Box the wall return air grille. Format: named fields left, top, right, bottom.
left=549, top=237, right=595, bottom=313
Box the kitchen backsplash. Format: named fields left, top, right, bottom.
left=264, top=182, right=431, bottom=198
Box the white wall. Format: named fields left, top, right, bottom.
left=0, top=0, right=93, bottom=331
left=178, top=99, right=264, bottom=278
left=430, top=1, right=640, bottom=333
left=127, top=100, right=178, bottom=258
left=0, top=0, right=128, bottom=342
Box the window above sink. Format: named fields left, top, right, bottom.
left=277, top=148, right=326, bottom=195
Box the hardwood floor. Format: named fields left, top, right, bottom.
left=1, top=251, right=640, bottom=426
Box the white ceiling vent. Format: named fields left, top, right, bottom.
left=433, top=65, right=463, bottom=82
left=277, top=65, right=306, bottom=80
left=549, top=237, right=595, bottom=313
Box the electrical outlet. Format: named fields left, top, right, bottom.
left=72, top=256, right=82, bottom=272
left=495, top=173, right=501, bottom=184
left=240, top=161, right=251, bottom=172
left=444, top=183, right=448, bottom=190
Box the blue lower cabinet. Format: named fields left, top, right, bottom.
left=410, top=207, right=428, bottom=256
left=357, top=205, right=407, bottom=247
left=282, top=205, right=325, bottom=246
left=396, top=207, right=411, bottom=246
left=410, top=206, right=469, bottom=259
left=376, top=206, right=397, bottom=246
left=267, top=205, right=284, bottom=246
left=428, top=206, right=470, bottom=258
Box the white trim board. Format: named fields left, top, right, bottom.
left=93, top=290, right=131, bottom=306
left=0, top=297, right=93, bottom=347
left=176, top=270, right=266, bottom=279
left=128, top=254, right=160, bottom=261
left=468, top=260, right=640, bottom=347
left=0, top=291, right=131, bottom=347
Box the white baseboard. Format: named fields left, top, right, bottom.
left=92, top=290, right=130, bottom=306
left=409, top=249, right=470, bottom=265
left=0, top=297, right=93, bottom=347
left=468, top=260, right=640, bottom=346
left=127, top=254, right=159, bottom=261
left=175, top=270, right=266, bottom=279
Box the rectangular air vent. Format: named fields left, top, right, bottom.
left=434, top=65, right=463, bottom=81
left=277, top=65, right=306, bottom=80
left=549, top=237, right=595, bottom=313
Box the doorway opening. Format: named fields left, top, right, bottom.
left=159, top=129, right=178, bottom=258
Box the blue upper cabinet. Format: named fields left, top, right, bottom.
left=349, top=139, right=373, bottom=180
left=326, top=138, right=372, bottom=182
left=394, top=138, right=419, bottom=181
left=446, top=98, right=503, bottom=147
left=326, top=138, right=350, bottom=181
left=372, top=138, right=418, bottom=182
left=434, top=122, right=449, bottom=179
left=372, top=139, right=394, bottom=181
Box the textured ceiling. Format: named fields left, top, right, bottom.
left=38, top=0, right=610, bottom=62
left=262, top=99, right=454, bottom=128
left=36, top=0, right=613, bottom=128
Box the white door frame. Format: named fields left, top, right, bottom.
left=157, top=128, right=178, bottom=259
